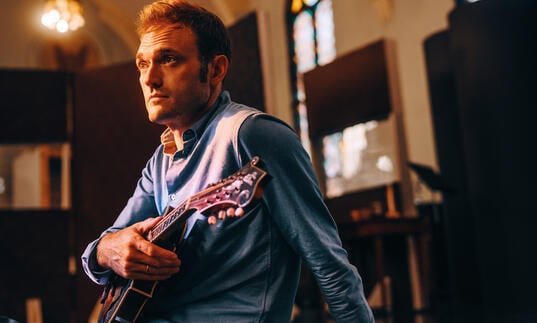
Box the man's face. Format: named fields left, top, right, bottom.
left=136, top=24, right=211, bottom=128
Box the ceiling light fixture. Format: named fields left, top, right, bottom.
left=41, top=0, right=85, bottom=33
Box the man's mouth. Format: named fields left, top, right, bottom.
left=149, top=93, right=168, bottom=102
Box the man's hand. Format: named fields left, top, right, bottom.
left=96, top=217, right=181, bottom=281
left=207, top=207, right=244, bottom=225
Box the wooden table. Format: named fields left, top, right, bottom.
left=338, top=216, right=432, bottom=322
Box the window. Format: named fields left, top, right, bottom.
left=0, top=143, right=71, bottom=210
left=287, top=0, right=336, bottom=154
left=288, top=5, right=402, bottom=198
left=322, top=118, right=400, bottom=198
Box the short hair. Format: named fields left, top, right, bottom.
left=136, top=0, right=232, bottom=66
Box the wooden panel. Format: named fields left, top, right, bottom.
left=448, top=0, right=537, bottom=318
left=423, top=29, right=481, bottom=310
left=224, top=12, right=265, bottom=111
left=0, top=210, right=72, bottom=322
left=303, top=40, right=391, bottom=138
left=0, top=69, right=69, bottom=143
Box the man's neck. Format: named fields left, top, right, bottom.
left=164, top=88, right=223, bottom=152
left=171, top=129, right=184, bottom=151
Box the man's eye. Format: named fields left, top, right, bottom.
left=137, top=61, right=148, bottom=70
left=162, top=56, right=177, bottom=64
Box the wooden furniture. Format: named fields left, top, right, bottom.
left=0, top=210, right=73, bottom=322
left=340, top=216, right=431, bottom=322
left=423, top=1, right=537, bottom=320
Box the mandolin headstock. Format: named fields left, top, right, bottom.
left=190, top=156, right=268, bottom=214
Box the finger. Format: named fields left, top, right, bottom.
left=134, top=217, right=162, bottom=234
left=125, top=252, right=180, bottom=277
left=129, top=266, right=179, bottom=281
left=234, top=207, right=244, bottom=217
left=218, top=210, right=226, bottom=220
left=142, top=262, right=180, bottom=274
left=126, top=238, right=177, bottom=267
left=139, top=262, right=180, bottom=279
left=133, top=237, right=181, bottom=266
left=208, top=215, right=217, bottom=225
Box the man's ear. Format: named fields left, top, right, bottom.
left=209, top=54, right=229, bottom=86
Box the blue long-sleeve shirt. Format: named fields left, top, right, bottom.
left=81, top=91, right=374, bottom=322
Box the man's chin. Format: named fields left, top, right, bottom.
left=147, top=106, right=166, bottom=123
left=148, top=112, right=175, bottom=126
left=148, top=115, right=166, bottom=125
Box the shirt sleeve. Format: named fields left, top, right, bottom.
left=80, top=149, right=161, bottom=285
left=237, top=115, right=374, bottom=323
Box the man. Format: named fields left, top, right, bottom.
left=81, top=1, right=374, bottom=322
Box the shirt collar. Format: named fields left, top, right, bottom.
left=160, top=91, right=230, bottom=156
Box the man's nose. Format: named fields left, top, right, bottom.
left=141, top=63, right=162, bottom=88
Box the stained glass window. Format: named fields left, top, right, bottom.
left=293, top=11, right=316, bottom=73
left=315, top=0, right=336, bottom=65
left=287, top=0, right=335, bottom=154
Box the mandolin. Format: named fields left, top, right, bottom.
left=98, top=156, right=268, bottom=323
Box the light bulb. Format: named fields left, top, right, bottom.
left=41, top=9, right=60, bottom=28
left=41, top=0, right=85, bottom=32
left=56, top=19, right=69, bottom=33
